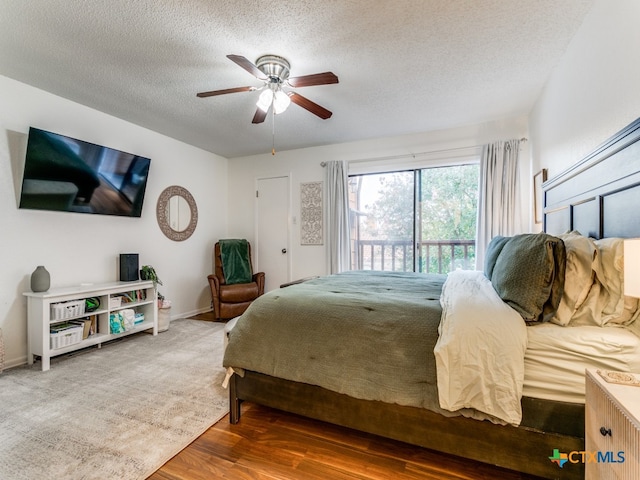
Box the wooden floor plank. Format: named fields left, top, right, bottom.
left=148, top=403, right=544, bottom=480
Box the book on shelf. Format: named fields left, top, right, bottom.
left=115, top=289, right=147, bottom=304
left=50, top=322, right=82, bottom=334
left=89, top=315, right=97, bottom=335
left=69, top=315, right=96, bottom=339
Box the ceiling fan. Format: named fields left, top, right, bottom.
left=197, top=54, right=339, bottom=124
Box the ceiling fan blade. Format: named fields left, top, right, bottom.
left=287, top=72, right=339, bottom=88
left=252, top=107, right=268, bottom=124
left=227, top=54, right=267, bottom=80
left=289, top=93, right=333, bottom=119
left=196, top=86, right=254, bottom=98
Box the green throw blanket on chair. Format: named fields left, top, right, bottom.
left=220, top=239, right=252, bottom=284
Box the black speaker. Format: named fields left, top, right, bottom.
left=119, top=254, right=139, bottom=282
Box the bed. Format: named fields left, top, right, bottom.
left=223, top=117, right=640, bottom=480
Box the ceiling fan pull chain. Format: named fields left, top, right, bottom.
left=272, top=108, right=276, bottom=155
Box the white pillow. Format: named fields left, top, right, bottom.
left=594, top=238, right=640, bottom=326
left=551, top=232, right=599, bottom=326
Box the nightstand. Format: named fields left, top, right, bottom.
left=585, top=369, right=640, bottom=479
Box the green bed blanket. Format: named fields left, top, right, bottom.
left=223, top=270, right=452, bottom=413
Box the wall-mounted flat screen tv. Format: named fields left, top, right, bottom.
left=19, top=127, right=151, bottom=217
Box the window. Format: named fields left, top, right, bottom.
left=349, top=164, right=479, bottom=273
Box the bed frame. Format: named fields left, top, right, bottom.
left=544, top=117, right=640, bottom=239
left=228, top=117, right=640, bottom=480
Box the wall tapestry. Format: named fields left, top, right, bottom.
left=300, top=181, right=323, bottom=245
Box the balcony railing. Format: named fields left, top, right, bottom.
left=353, top=239, right=476, bottom=274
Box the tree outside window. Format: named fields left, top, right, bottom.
left=349, top=164, right=479, bottom=273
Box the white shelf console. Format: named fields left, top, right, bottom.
left=24, top=280, right=158, bottom=371
left=585, top=368, right=640, bottom=479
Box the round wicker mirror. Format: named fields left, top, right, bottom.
left=156, top=185, right=198, bottom=241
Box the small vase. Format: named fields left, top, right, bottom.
left=31, top=266, right=51, bottom=292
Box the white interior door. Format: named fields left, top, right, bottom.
left=256, top=176, right=290, bottom=292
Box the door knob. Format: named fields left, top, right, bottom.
left=282, top=248, right=287, bottom=254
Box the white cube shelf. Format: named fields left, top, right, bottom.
left=24, top=280, right=158, bottom=371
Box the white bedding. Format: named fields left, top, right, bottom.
left=523, top=322, right=640, bottom=403
left=434, top=269, right=640, bottom=421
left=435, top=270, right=527, bottom=426
left=435, top=232, right=640, bottom=422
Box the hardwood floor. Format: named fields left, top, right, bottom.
left=148, top=403, right=544, bottom=480
left=188, top=311, right=217, bottom=322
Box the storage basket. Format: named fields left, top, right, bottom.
left=50, top=299, right=86, bottom=320
left=50, top=325, right=83, bottom=349
left=109, top=296, right=122, bottom=309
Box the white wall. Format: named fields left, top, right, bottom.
left=0, top=75, right=228, bottom=368
left=228, top=116, right=530, bottom=282
left=529, top=0, right=640, bottom=179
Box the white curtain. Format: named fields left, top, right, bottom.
left=325, top=160, right=351, bottom=273
left=475, top=139, right=522, bottom=270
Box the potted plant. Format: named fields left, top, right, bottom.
left=140, top=265, right=171, bottom=330
left=140, top=265, right=163, bottom=303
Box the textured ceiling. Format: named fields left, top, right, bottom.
left=0, top=0, right=595, bottom=158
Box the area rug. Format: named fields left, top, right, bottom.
left=0, top=319, right=228, bottom=479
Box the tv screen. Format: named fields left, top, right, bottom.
left=19, top=127, right=151, bottom=217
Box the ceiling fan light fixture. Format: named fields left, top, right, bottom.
left=273, top=90, right=291, bottom=114
left=197, top=54, right=338, bottom=129
left=256, top=88, right=273, bottom=112
left=256, top=55, right=291, bottom=81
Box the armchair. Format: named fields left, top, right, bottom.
left=208, top=240, right=265, bottom=321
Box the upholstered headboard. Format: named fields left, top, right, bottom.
left=543, top=117, right=640, bottom=239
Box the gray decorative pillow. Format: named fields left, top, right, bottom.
left=484, top=235, right=510, bottom=280
left=490, top=233, right=566, bottom=322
